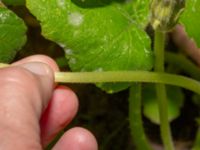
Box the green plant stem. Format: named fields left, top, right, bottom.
left=129, top=83, right=153, bottom=150
left=192, top=127, right=200, bottom=150
left=165, top=52, right=200, bottom=80
left=154, top=31, right=174, bottom=150
left=0, top=63, right=9, bottom=67
left=55, top=71, right=200, bottom=94
left=154, top=31, right=165, bottom=72
left=0, top=64, right=200, bottom=95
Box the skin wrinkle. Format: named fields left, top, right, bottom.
left=0, top=55, right=98, bottom=150
left=0, top=67, right=43, bottom=117
left=0, top=78, right=41, bottom=149
left=0, top=89, right=40, bottom=130
left=0, top=124, right=42, bottom=150
left=0, top=66, right=54, bottom=115
left=0, top=65, right=53, bottom=150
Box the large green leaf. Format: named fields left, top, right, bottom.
left=0, top=6, right=27, bottom=62
left=128, top=0, right=150, bottom=28
left=26, top=0, right=153, bottom=92
left=143, top=84, right=184, bottom=124
left=180, top=0, right=200, bottom=47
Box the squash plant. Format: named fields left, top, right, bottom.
left=1, top=0, right=200, bottom=149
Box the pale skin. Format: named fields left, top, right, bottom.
left=0, top=24, right=197, bottom=150
left=0, top=55, right=98, bottom=150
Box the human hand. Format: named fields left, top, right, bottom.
left=0, top=55, right=98, bottom=150
left=172, top=25, right=200, bottom=67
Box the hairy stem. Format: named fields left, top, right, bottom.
left=192, top=127, right=200, bottom=150
left=129, top=83, right=153, bottom=150
left=154, top=31, right=174, bottom=150
left=54, top=71, right=200, bottom=93
left=165, top=52, right=200, bottom=80
left=0, top=64, right=200, bottom=95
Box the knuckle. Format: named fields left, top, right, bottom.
left=0, top=67, right=40, bottom=90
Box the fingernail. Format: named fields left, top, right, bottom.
left=20, top=62, right=52, bottom=76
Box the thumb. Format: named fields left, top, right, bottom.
left=0, top=62, right=54, bottom=150
left=20, top=62, right=54, bottom=110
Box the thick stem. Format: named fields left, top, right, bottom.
left=154, top=31, right=174, bottom=150
left=129, top=83, right=153, bottom=150
left=54, top=71, right=200, bottom=94
left=154, top=31, right=165, bottom=72
left=0, top=64, right=200, bottom=95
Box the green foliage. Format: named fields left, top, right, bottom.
left=0, top=6, right=26, bottom=62
left=142, top=84, right=184, bottom=124
left=0, top=1, right=200, bottom=149
left=26, top=0, right=153, bottom=93
left=180, top=0, right=200, bottom=47
left=150, top=0, right=185, bottom=31
left=128, top=0, right=150, bottom=28
left=1, top=0, right=25, bottom=5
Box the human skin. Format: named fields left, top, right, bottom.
left=0, top=55, right=98, bottom=150
left=172, top=25, right=200, bottom=67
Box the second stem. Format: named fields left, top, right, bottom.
left=154, top=31, right=174, bottom=150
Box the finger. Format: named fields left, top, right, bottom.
left=13, top=54, right=59, bottom=108
left=12, top=54, right=59, bottom=72
left=172, top=25, right=200, bottom=66
left=172, top=25, right=197, bottom=51
left=0, top=58, right=54, bottom=149
left=52, top=127, right=98, bottom=150
left=40, top=86, right=79, bottom=147
left=19, top=62, right=54, bottom=108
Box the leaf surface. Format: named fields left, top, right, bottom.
left=0, top=7, right=26, bottom=62
left=2, top=0, right=25, bottom=5
left=128, top=0, right=150, bottom=28
left=143, top=84, right=184, bottom=124
left=26, top=0, right=153, bottom=92
left=180, top=0, right=200, bottom=47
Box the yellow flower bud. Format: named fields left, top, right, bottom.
left=150, top=0, right=185, bottom=31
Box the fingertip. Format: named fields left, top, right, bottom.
left=41, top=86, right=79, bottom=146
left=56, top=86, right=79, bottom=114
left=12, top=55, right=59, bottom=95
left=52, top=127, right=98, bottom=150
left=49, top=85, right=79, bottom=123
left=12, top=55, right=59, bottom=72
